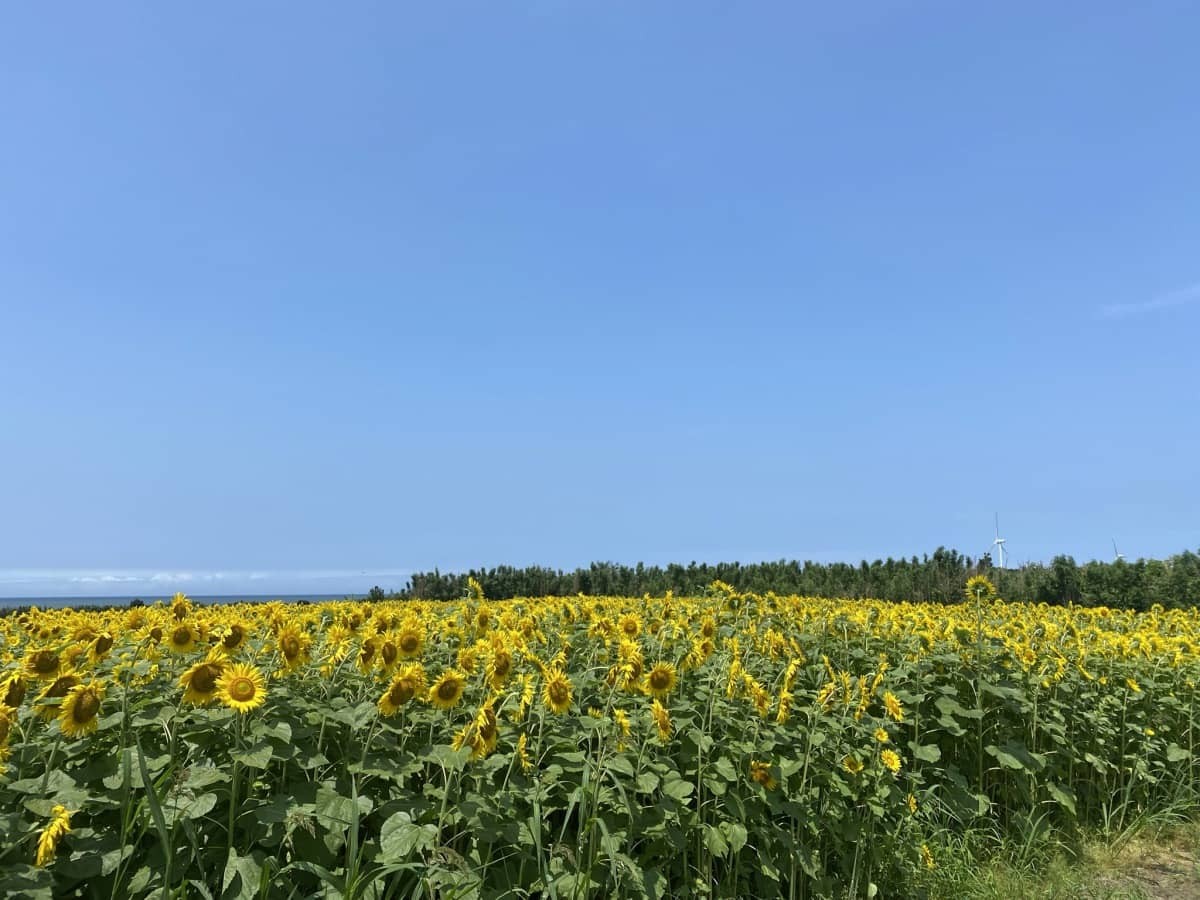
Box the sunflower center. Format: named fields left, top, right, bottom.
left=649, top=670, right=671, bottom=691
left=282, top=636, right=300, bottom=658
left=150, top=626, right=164, bottom=642
left=381, top=643, right=397, bottom=665
left=492, top=654, right=511, bottom=678
left=32, top=651, right=59, bottom=674
left=436, top=679, right=461, bottom=701
left=172, top=627, right=192, bottom=646
left=399, top=634, right=420, bottom=653
left=192, top=664, right=221, bottom=694
left=72, top=691, right=100, bottom=723
left=94, top=635, right=114, bottom=655
left=47, top=676, right=79, bottom=698
left=549, top=682, right=569, bottom=705
left=223, top=626, right=244, bottom=649
left=388, top=680, right=415, bottom=705
left=229, top=676, right=257, bottom=702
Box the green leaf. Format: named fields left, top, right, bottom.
left=606, top=755, right=635, bottom=777
left=221, top=851, right=263, bottom=900
left=379, top=811, right=437, bottom=862
left=909, top=743, right=941, bottom=763
left=1167, top=744, right=1190, bottom=763
left=661, top=776, right=694, bottom=802
left=722, top=821, right=748, bottom=854
left=712, top=756, right=737, bottom=781
left=231, top=742, right=273, bottom=770
left=1045, top=782, right=1077, bottom=817
left=704, top=824, right=729, bottom=858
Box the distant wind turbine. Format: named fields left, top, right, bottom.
left=1112, top=539, right=1125, bottom=562
left=992, top=514, right=1007, bottom=570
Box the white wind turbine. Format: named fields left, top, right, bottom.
left=992, top=514, right=1007, bottom=570
left=1113, top=539, right=1125, bottom=562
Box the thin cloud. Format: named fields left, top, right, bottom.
left=1101, top=281, right=1200, bottom=318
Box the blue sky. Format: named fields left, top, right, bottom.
left=2, top=3, right=1198, bottom=597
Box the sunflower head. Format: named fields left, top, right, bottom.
left=278, top=627, right=311, bottom=671
left=2, top=674, right=27, bottom=708
left=646, top=662, right=678, bottom=699
left=36, top=673, right=81, bottom=721
left=543, top=668, right=572, bottom=715
left=379, top=664, right=427, bottom=716
left=396, top=627, right=424, bottom=659
left=167, top=624, right=197, bottom=654
left=25, top=649, right=61, bottom=680
left=59, top=682, right=104, bottom=738
left=180, top=658, right=226, bottom=706
left=429, top=669, right=468, bottom=710
left=217, top=663, right=267, bottom=714
left=965, top=575, right=997, bottom=602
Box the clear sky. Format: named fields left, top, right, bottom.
left=2, top=3, right=1198, bottom=598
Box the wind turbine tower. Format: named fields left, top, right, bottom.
left=993, top=514, right=1007, bottom=570
left=1113, top=539, right=1125, bottom=562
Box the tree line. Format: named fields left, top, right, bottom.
left=391, top=547, right=1200, bottom=610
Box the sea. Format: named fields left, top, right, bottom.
left=0, top=593, right=367, bottom=611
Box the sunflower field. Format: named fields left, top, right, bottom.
left=1, top=578, right=1199, bottom=899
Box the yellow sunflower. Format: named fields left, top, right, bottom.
left=842, top=754, right=864, bottom=776
left=35, top=673, right=81, bottom=721
left=396, top=626, right=424, bottom=659
left=646, top=662, right=677, bottom=699
left=219, top=622, right=249, bottom=653
left=881, top=749, right=902, bottom=774
left=59, top=681, right=105, bottom=738
left=166, top=624, right=198, bottom=654
left=543, top=667, right=572, bottom=715
left=179, top=658, right=226, bottom=706
left=428, top=669, right=468, bottom=710
left=88, top=632, right=115, bottom=664
left=34, top=804, right=72, bottom=867
left=487, top=649, right=514, bottom=690
left=750, top=760, right=777, bottom=790
left=650, top=698, right=672, bottom=741
left=2, top=674, right=27, bottom=708
left=882, top=691, right=905, bottom=723
left=277, top=626, right=311, bottom=671
left=378, top=664, right=427, bottom=716
left=217, top=663, right=267, bottom=714
left=24, top=648, right=62, bottom=681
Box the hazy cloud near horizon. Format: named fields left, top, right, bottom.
left=0, top=569, right=413, bottom=598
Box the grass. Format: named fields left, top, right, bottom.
left=922, top=819, right=1200, bottom=899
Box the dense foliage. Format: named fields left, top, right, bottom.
left=1, top=581, right=1198, bottom=898
left=402, top=548, right=1200, bottom=610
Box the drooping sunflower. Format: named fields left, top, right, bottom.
left=650, top=698, right=672, bottom=742
left=378, top=639, right=399, bottom=674
left=24, top=648, right=62, bottom=681
left=842, top=754, right=864, bottom=776
left=882, top=691, right=905, bottom=723
left=0, top=703, right=16, bottom=758
left=428, top=668, right=468, bottom=710
left=59, top=681, right=105, bottom=739
left=219, top=622, right=249, bottom=653
left=88, top=632, right=115, bottom=664
left=167, top=624, right=198, bottom=654
left=515, top=732, right=533, bottom=772
left=36, top=673, right=81, bottom=721
left=646, top=662, right=677, bottom=699
left=179, top=657, right=226, bottom=706
left=170, top=592, right=192, bottom=620
left=2, top=673, right=27, bottom=708
left=34, top=804, right=72, bottom=867
left=277, top=626, right=312, bottom=672
left=487, top=648, right=514, bottom=690
left=378, top=663, right=427, bottom=716
left=749, top=760, right=778, bottom=790
left=217, top=663, right=267, bottom=714
left=356, top=637, right=379, bottom=674
left=542, top=667, right=572, bottom=715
